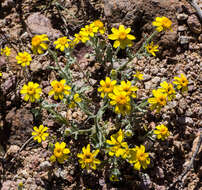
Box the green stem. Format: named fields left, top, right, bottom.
left=48, top=49, right=69, bottom=80
left=117, top=31, right=158, bottom=71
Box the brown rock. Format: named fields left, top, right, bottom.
left=5, top=108, right=33, bottom=146
left=187, top=14, right=202, bottom=34
left=26, top=13, right=62, bottom=40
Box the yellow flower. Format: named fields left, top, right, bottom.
left=106, top=129, right=128, bottom=158
left=77, top=144, right=101, bottom=170
left=53, top=36, right=71, bottom=51
left=50, top=142, right=70, bottom=164
left=20, top=82, right=42, bottom=103
left=152, top=16, right=173, bottom=32
left=108, top=87, right=131, bottom=115
left=31, top=34, right=49, bottom=54
left=173, top=73, right=188, bottom=92
left=73, top=32, right=89, bottom=45
left=159, top=81, right=176, bottom=101
left=154, top=124, right=170, bottom=140
left=92, top=20, right=105, bottom=34
left=145, top=41, right=159, bottom=56
left=49, top=79, right=71, bottom=100
left=69, top=93, right=82, bottom=108
left=97, top=77, right=117, bottom=98
left=133, top=71, right=144, bottom=80
left=32, top=125, right=49, bottom=143
left=131, top=145, right=150, bottom=170
left=81, top=24, right=98, bottom=37
left=16, top=51, right=32, bottom=67
left=148, top=89, right=167, bottom=112
left=0, top=72, right=2, bottom=77
left=118, top=81, right=138, bottom=98
left=108, top=25, right=136, bottom=49
left=1, top=46, right=11, bottom=56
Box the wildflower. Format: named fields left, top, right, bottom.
left=49, top=79, right=71, bottom=100
left=77, top=144, right=101, bottom=170
left=132, top=145, right=150, bottom=170
left=16, top=51, right=32, bottom=67
left=106, top=129, right=128, bottom=157
left=20, top=82, right=42, bottom=103
left=92, top=20, right=105, bottom=34
left=50, top=142, right=70, bottom=164
left=152, top=16, right=172, bottom=32
left=108, top=25, right=136, bottom=49
left=159, top=81, right=175, bottom=101
left=81, top=24, right=98, bottom=38
left=118, top=81, right=138, bottom=98
left=73, top=32, right=89, bottom=45
left=145, top=41, right=159, bottom=56
left=53, top=36, right=71, bottom=51
left=98, top=77, right=117, bottom=98
left=108, top=87, right=131, bottom=115
left=69, top=93, right=82, bottom=108
left=133, top=71, right=144, bottom=80
left=31, top=34, right=49, bottom=54
left=1, top=46, right=11, bottom=56
left=154, top=124, right=170, bottom=140
left=148, top=89, right=167, bottom=112
left=32, top=125, right=49, bottom=143
left=173, top=73, right=188, bottom=92
left=0, top=72, right=2, bottom=77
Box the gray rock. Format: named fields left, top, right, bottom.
left=26, top=13, right=62, bottom=40
left=39, top=161, right=52, bottom=171
left=179, top=36, right=189, bottom=45
left=178, top=25, right=187, bottom=32
left=177, top=13, right=188, bottom=21
left=187, top=14, right=202, bottom=34
left=185, top=117, right=194, bottom=125
left=156, top=167, right=164, bottom=179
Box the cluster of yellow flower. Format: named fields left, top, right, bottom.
left=20, top=79, right=81, bottom=106
left=98, top=75, right=143, bottom=115
left=148, top=74, right=188, bottom=112
left=106, top=129, right=150, bottom=171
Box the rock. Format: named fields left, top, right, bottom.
left=177, top=25, right=187, bottom=32
left=1, top=180, right=17, bottom=190
left=5, top=108, right=33, bottom=146
left=30, top=61, right=42, bottom=72
left=156, top=167, right=164, bottom=179
left=185, top=117, right=194, bottom=125
left=0, top=144, right=5, bottom=157
left=0, top=56, right=6, bottom=67
left=179, top=35, right=189, bottom=45
left=26, top=13, right=62, bottom=40
left=176, top=13, right=188, bottom=21
left=6, top=145, right=20, bottom=156
left=1, top=76, right=16, bottom=95
left=187, top=14, right=202, bottom=34
left=160, top=30, right=178, bottom=48
left=39, top=161, right=52, bottom=171
left=199, top=34, right=202, bottom=42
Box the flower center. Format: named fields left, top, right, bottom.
left=162, top=18, right=172, bottom=28
left=21, top=55, right=28, bottom=62
left=53, top=83, right=64, bottom=93
left=32, top=36, right=41, bottom=47
left=27, top=86, right=35, bottom=95
left=58, top=38, right=68, bottom=45
left=54, top=148, right=63, bottom=157
left=139, top=153, right=146, bottom=161
left=119, top=32, right=127, bottom=40
left=84, top=153, right=93, bottom=163
left=117, top=95, right=127, bottom=105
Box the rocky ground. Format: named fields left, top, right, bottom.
left=0, top=0, right=201, bottom=190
